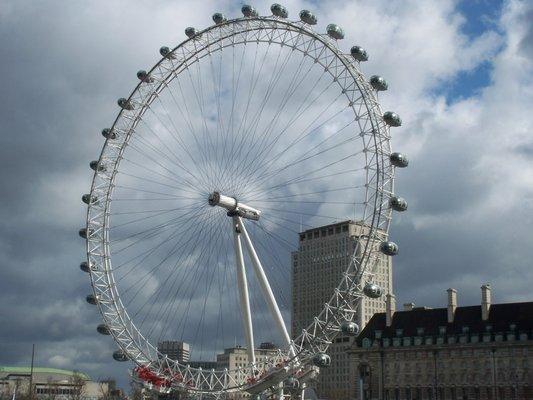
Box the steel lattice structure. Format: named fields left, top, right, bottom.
left=80, top=5, right=407, bottom=399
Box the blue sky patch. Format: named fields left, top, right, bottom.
left=456, top=0, right=503, bottom=39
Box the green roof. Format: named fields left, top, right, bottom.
left=0, top=367, right=90, bottom=380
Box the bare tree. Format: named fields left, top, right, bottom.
left=68, top=372, right=86, bottom=400
left=97, top=378, right=116, bottom=400
left=129, top=381, right=143, bottom=400
left=44, top=378, right=58, bottom=400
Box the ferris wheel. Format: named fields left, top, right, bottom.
left=80, top=4, right=408, bottom=399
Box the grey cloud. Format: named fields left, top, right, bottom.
left=1, top=0, right=533, bottom=391
left=518, top=8, right=533, bottom=59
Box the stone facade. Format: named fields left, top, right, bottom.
left=291, top=220, right=393, bottom=400
left=349, top=286, right=533, bottom=400
left=157, top=341, right=190, bottom=364
left=0, top=367, right=112, bottom=400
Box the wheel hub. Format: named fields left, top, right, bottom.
left=208, top=191, right=262, bottom=221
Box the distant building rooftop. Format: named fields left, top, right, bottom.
left=356, top=301, right=533, bottom=345
left=0, top=366, right=90, bottom=380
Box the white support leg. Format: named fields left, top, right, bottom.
left=232, top=217, right=256, bottom=366
left=237, top=217, right=294, bottom=355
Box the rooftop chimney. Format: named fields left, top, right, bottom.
left=481, top=284, right=491, bottom=321
left=403, top=302, right=415, bottom=311
left=386, top=294, right=396, bottom=327
left=447, top=288, right=457, bottom=323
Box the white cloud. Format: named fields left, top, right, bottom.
left=1, top=0, right=533, bottom=390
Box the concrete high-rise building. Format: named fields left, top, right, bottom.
left=291, top=220, right=393, bottom=400
left=157, top=341, right=190, bottom=363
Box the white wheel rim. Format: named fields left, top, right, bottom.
left=84, top=15, right=394, bottom=395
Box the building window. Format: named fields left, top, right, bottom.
left=451, top=387, right=458, bottom=400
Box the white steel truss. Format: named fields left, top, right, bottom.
left=83, top=13, right=395, bottom=397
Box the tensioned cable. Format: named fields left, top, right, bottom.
left=131, top=210, right=221, bottom=342
left=243, top=111, right=357, bottom=191
left=142, top=209, right=221, bottom=342
left=231, top=43, right=310, bottom=187
left=223, top=39, right=298, bottom=195
left=234, top=73, right=339, bottom=194
left=132, top=112, right=208, bottom=190
left=117, top=207, right=212, bottom=296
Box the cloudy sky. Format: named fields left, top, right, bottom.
left=1, top=0, right=532, bottom=390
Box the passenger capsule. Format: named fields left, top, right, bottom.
left=212, top=13, right=227, bottom=24
left=383, top=111, right=401, bottom=127
left=380, top=241, right=399, bottom=256
left=89, top=160, right=106, bottom=172
left=326, top=24, right=344, bottom=40
left=101, top=128, right=116, bottom=139
left=97, top=324, right=111, bottom=335
left=137, top=70, right=153, bottom=83
left=185, top=27, right=198, bottom=38
left=363, top=282, right=383, bottom=299
left=389, top=196, right=408, bottom=212
left=284, top=377, right=299, bottom=390
left=86, top=294, right=98, bottom=305
left=82, top=194, right=97, bottom=205
left=113, top=350, right=128, bottom=362
left=271, top=4, right=288, bottom=18
left=78, top=228, right=93, bottom=239
left=312, top=353, right=331, bottom=368
left=242, top=5, right=258, bottom=17
left=299, top=10, right=317, bottom=25
left=340, top=321, right=360, bottom=336
left=117, top=98, right=134, bottom=111
left=80, top=261, right=92, bottom=273
left=159, top=46, right=175, bottom=59
left=370, top=75, right=388, bottom=91
left=390, top=152, right=409, bottom=168
left=350, top=46, right=368, bottom=62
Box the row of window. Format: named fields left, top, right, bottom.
left=299, top=224, right=350, bottom=241
left=35, top=387, right=78, bottom=395
left=362, top=332, right=531, bottom=348
left=374, top=385, right=526, bottom=400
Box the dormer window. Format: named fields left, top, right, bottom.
left=416, top=327, right=424, bottom=336
left=375, top=330, right=382, bottom=339
left=395, top=329, right=403, bottom=337
left=462, top=326, right=470, bottom=333
left=485, top=324, right=493, bottom=332
left=438, top=326, right=446, bottom=335
left=509, top=323, right=516, bottom=331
